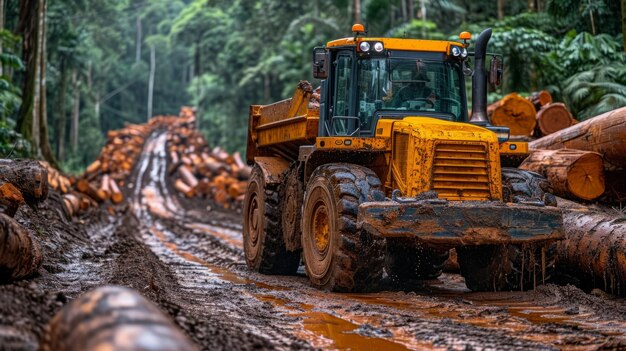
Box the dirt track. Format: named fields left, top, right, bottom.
left=2, top=130, right=626, bottom=350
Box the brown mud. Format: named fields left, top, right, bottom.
left=1, top=131, right=626, bottom=350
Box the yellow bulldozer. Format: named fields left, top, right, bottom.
left=243, top=25, right=563, bottom=292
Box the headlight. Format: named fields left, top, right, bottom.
left=451, top=46, right=461, bottom=56
left=461, top=48, right=468, bottom=58
left=373, top=42, right=384, bottom=52
left=359, top=42, right=371, bottom=52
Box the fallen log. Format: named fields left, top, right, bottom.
left=535, top=103, right=575, bottom=136
left=0, top=159, right=48, bottom=206
left=76, top=179, right=105, bottom=203
left=0, top=182, right=24, bottom=217
left=555, top=201, right=626, bottom=296
left=530, top=107, right=626, bottom=171
left=0, top=213, right=42, bottom=281
left=519, top=149, right=605, bottom=201
left=41, top=286, right=198, bottom=351
left=109, top=178, right=124, bottom=204
left=528, top=90, right=552, bottom=111
left=488, top=93, right=537, bottom=136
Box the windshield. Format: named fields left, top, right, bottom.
left=356, top=58, right=465, bottom=132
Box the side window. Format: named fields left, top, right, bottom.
left=333, top=55, right=352, bottom=117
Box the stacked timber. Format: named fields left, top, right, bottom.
left=529, top=106, right=626, bottom=202
left=166, top=123, right=251, bottom=209
left=488, top=91, right=576, bottom=137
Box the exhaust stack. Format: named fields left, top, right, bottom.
left=470, top=28, right=492, bottom=126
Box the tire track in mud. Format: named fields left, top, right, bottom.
left=130, top=132, right=626, bottom=351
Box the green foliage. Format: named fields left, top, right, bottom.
left=387, top=20, right=447, bottom=40
left=0, top=29, right=23, bottom=122
left=0, top=120, right=31, bottom=158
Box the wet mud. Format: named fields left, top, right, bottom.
left=1, top=131, right=626, bottom=350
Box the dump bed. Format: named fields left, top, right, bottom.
left=246, top=81, right=320, bottom=163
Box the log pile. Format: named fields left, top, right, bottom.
left=163, top=113, right=251, bottom=209
left=488, top=91, right=576, bottom=138
left=529, top=106, right=626, bottom=202
left=41, top=286, right=198, bottom=351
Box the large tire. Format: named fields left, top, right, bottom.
left=501, top=167, right=557, bottom=207
left=457, top=243, right=556, bottom=292
left=301, top=163, right=386, bottom=292
left=280, top=165, right=304, bottom=252
left=385, top=238, right=449, bottom=282
left=243, top=165, right=300, bottom=275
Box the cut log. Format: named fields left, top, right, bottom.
left=0, top=214, right=42, bottom=281
left=41, top=286, right=198, bottom=351
left=85, top=160, right=101, bottom=175
left=519, top=149, right=605, bottom=201
left=488, top=93, right=537, bottom=136
left=555, top=202, right=626, bottom=296
left=76, top=179, right=105, bottom=203
left=0, top=182, right=24, bottom=217
left=0, top=159, right=48, bottom=206
left=109, top=178, right=123, bottom=204
left=62, top=193, right=81, bottom=217
left=179, top=166, right=199, bottom=188
left=528, top=90, right=552, bottom=111
left=174, top=179, right=195, bottom=198
left=529, top=107, right=626, bottom=171
left=535, top=103, right=574, bottom=136
left=98, top=174, right=111, bottom=201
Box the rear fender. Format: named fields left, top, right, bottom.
left=254, top=157, right=291, bottom=185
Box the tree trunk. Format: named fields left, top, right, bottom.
left=37, top=0, right=55, bottom=167
left=488, top=93, right=537, bottom=136
left=408, top=0, right=415, bottom=19
left=497, top=0, right=504, bottom=19
left=588, top=5, right=596, bottom=35
left=70, top=70, right=79, bottom=152
left=135, top=16, right=142, bottom=64
left=529, top=107, right=626, bottom=171
left=147, top=45, right=155, bottom=121
left=353, top=0, right=361, bottom=24
left=519, top=149, right=605, bottom=201
left=0, top=0, right=4, bottom=77
left=55, top=59, right=67, bottom=161
left=16, top=0, right=39, bottom=147
left=622, top=0, right=626, bottom=53
left=0, top=213, right=42, bottom=281
left=555, top=201, right=626, bottom=296
left=535, top=103, right=574, bottom=136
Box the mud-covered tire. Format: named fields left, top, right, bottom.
left=501, top=167, right=557, bottom=207
left=385, top=238, right=449, bottom=281
left=243, top=166, right=300, bottom=275
left=301, top=163, right=386, bottom=292
left=457, top=243, right=556, bottom=292
left=280, top=165, right=304, bottom=252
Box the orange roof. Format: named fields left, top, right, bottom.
left=326, top=37, right=462, bottom=53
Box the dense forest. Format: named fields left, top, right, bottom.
left=0, top=0, right=624, bottom=173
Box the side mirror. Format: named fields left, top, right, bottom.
left=489, top=56, right=503, bottom=86
left=313, top=47, right=329, bottom=79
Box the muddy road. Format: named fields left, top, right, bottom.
left=124, top=132, right=626, bottom=351
left=3, top=130, right=626, bottom=351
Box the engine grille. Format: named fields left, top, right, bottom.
left=432, top=142, right=491, bottom=200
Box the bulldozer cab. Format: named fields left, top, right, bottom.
left=315, top=34, right=469, bottom=138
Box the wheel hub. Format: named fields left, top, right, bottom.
left=312, top=203, right=330, bottom=254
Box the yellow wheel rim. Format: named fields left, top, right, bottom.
left=312, top=202, right=330, bottom=254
